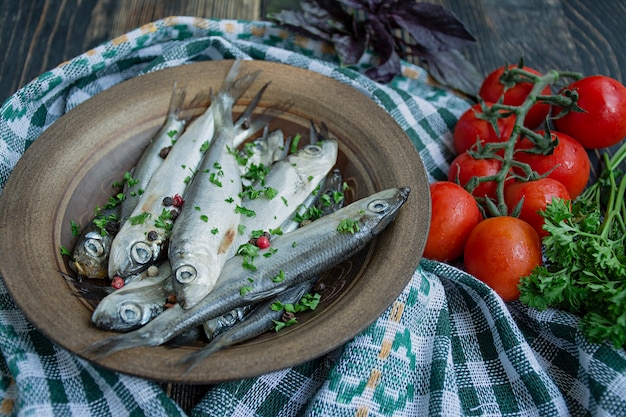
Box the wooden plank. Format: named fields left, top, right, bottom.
left=0, top=0, right=262, bottom=104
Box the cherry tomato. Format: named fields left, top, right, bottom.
left=514, top=130, right=590, bottom=198
left=479, top=65, right=552, bottom=129
left=448, top=152, right=503, bottom=200
left=464, top=216, right=542, bottom=302
left=423, top=181, right=482, bottom=262
left=504, top=178, right=571, bottom=238
left=453, top=102, right=516, bottom=154
left=553, top=75, right=626, bottom=149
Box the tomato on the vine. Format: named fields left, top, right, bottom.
left=504, top=178, right=571, bottom=238
left=553, top=75, right=626, bottom=149
left=423, top=181, right=482, bottom=262
left=448, top=152, right=503, bottom=200
left=464, top=216, right=542, bottom=302
left=514, top=130, right=590, bottom=198
left=453, top=102, right=516, bottom=154
left=479, top=65, right=551, bottom=129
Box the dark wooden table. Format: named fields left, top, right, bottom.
left=2, top=0, right=625, bottom=413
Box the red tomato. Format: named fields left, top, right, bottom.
left=514, top=130, right=590, bottom=198
left=448, top=152, right=503, bottom=200
left=504, top=178, right=571, bottom=238
left=479, top=65, right=551, bottom=129
left=453, top=102, right=516, bottom=154
left=423, top=181, right=482, bottom=262
left=464, top=216, right=542, bottom=302
left=553, top=75, right=626, bottom=149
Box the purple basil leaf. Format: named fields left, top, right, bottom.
left=270, top=9, right=334, bottom=41
left=420, top=48, right=482, bottom=96
left=367, top=14, right=396, bottom=64
left=365, top=50, right=402, bottom=83
left=337, top=0, right=371, bottom=10
left=389, top=1, right=475, bottom=51
left=301, top=0, right=352, bottom=31
left=332, top=31, right=367, bottom=65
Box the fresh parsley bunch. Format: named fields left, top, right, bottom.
left=519, top=143, right=626, bottom=348
left=268, top=0, right=482, bottom=95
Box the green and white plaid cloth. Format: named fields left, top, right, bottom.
left=1, top=16, right=625, bottom=417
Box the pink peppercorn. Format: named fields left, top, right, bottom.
left=111, top=276, right=125, bottom=289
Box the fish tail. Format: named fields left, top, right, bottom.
left=81, top=331, right=157, bottom=360
left=176, top=337, right=229, bottom=376
left=229, top=69, right=262, bottom=102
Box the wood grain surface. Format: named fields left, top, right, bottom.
left=1, top=0, right=625, bottom=413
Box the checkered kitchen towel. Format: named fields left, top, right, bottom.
left=1, top=16, right=625, bottom=417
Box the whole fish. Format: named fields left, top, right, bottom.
left=179, top=279, right=315, bottom=373
left=108, top=61, right=260, bottom=278
left=228, top=135, right=338, bottom=258
left=70, top=205, right=121, bottom=279
left=120, top=84, right=188, bottom=223
left=168, top=89, right=243, bottom=310
left=91, top=262, right=174, bottom=332
left=82, top=186, right=410, bottom=359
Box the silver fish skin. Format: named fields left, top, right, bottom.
left=71, top=205, right=121, bottom=279
left=82, top=186, right=410, bottom=359
left=120, top=85, right=187, bottom=223
left=179, top=279, right=314, bottom=373
left=91, top=262, right=173, bottom=332
left=108, top=61, right=259, bottom=278
left=168, top=89, right=243, bottom=310
left=228, top=137, right=338, bottom=258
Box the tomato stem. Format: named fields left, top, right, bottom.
left=464, top=68, right=583, bottom=216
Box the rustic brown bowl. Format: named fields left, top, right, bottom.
left=0, top=60, right=430, bottom=384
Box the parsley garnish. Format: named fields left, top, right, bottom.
left=60, top=246, right=72, bottom=257
left=235, top=205, right=256, bottom=218
left=337, top=219, right=360, bottom=234
left=240, top=285, right=253, bottom=296
left=271, top=270, right=286, bottom=283
left=271, top=292, right=322, bottom=331
left=130, top=212, right=151, bottom=225
left=237, top=243, right=260, bottom=271
left=154, top=209, right=173, bottom=231
left=519, top=144, right=626, bottom=348
left=70, top=220, right=81, bottom=237
left=290, top=133, right=301, bottom=154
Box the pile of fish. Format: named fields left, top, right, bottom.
left=68, top=61, right=410, bottom=372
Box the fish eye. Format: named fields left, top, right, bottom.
left=303, top=144, right=322, bottom=155
left=119, top=303, right=142, bottom=325
left=131, top=242, right=153, bottom=265
left=176, top=265, right=197, bottom=284
left=368, top=200, right=389, bottom=213
left=83, top=238, right=104, bottom=257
